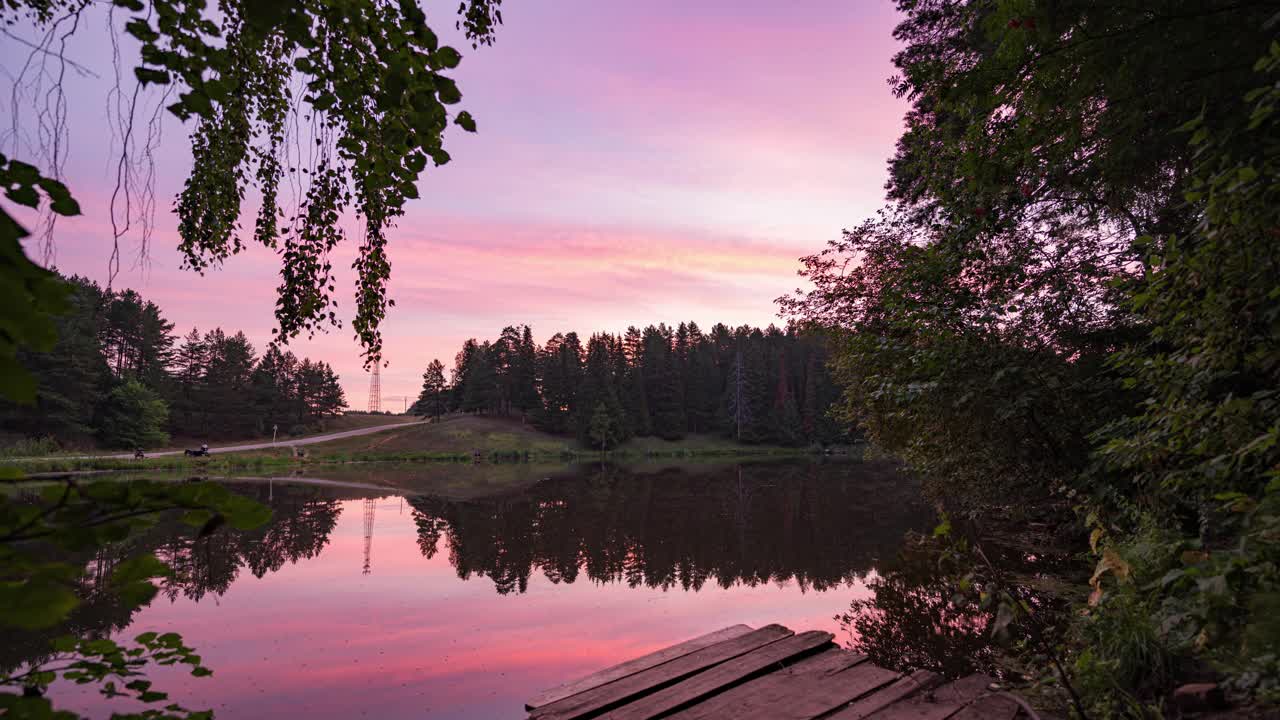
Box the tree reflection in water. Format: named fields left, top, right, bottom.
left=3, top=460, right=939, bottom=680
left=0, top=481, right=349, bottom=675
left=839, top=530, right=1074, bottom=681
left=408, top=460, right=929, bottom=595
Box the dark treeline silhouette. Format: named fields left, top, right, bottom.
left=414, top=323, right=846, bottom=447
left=410, top=461, right=928, bottom=594
left=0, top=274, right=346, bottom=447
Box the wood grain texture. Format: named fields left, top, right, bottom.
left=824, top=670, right=944, bottom=720
left=949, top=692, right=1020, bottom=720
left=860, top=673, right=995, bottom=720
left=530, top=624, right=793, bottom=720
left=602, top=631, right=835, bottom=720
left=525, top=625, right=754, bottom=710
left=669, top=649, right=900, bottom=720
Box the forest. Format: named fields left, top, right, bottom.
left=780, top=2, right=1280, bottom=715
left=412, top=322, right=847, bottom=449
left=0, top=274, right=346, bottom=449
left=2, top=0, right=1278, bottom=717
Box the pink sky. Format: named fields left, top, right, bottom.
left=2, top=0, right=906, bottom=407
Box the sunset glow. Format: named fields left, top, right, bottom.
left=4, top=0, right=905, bottom=404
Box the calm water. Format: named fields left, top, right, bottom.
left=6, top=459, right=930, bottom=719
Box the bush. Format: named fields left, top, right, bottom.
left=98, top=379, right=170, bottom=449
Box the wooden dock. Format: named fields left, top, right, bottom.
left=526, top=624, right=1034, bottom=720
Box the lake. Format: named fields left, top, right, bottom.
left=5, top=459, right=931, bottom=719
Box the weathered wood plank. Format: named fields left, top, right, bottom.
left=525, top=625, right=755, bottom=710
left=948, top=693, right=1020, bottom=720
left=860, top=674, right=995, bottom=720
left=666, top=651, right=859, bottom=720
left=824, top=670, right=943, bottom=720
left=669, top=648, right=900, bottom=720
left=529, top=624, right=794, bottom=720
left=602, top=630, right=835, bottom=720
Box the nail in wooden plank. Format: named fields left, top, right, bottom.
left=530, top=624, right=794, bottom=720
left=860, top=673, right=995, bottom=720
left=670, top=649, right=900, bottom=720
left=824, top=670, right=943, bottom=720
left=525, top=625, right=755, bottom=710
left=602, top=630, right=835, bottom=720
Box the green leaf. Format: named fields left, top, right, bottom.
left=0, top=579, right=79, bottom=629
left=454, top=111, right=477, bottom=132
left=133, top=67, right=171, bottom=85
left=124, top=19, right=160, bottom=43
left=434, top=46, right=462, bottom=69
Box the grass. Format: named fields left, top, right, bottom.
left=0, top=415, right=831, bottom=474
left=311, top=414, right=815, bottom=458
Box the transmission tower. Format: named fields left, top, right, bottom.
left=367, top=365, right=381, bottom=413
left=361, top=498, right=376, bottom=575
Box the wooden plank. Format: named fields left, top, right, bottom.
left=525, top=625, right=755, bottom=710
left=601, top=631, right=835, bottom=720
left=530, top=624, right=794, bottom=720
left=670, top=649, right=900, bottom=720
left=860, top=674, right=995, bottom=720
left=948, top=693, right=1020, bottom=720
left=824, top=670, right=943, bottom=720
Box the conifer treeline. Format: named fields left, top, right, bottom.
left=413, top=323, right=846, bottom=447
left=1, top=275, right=346, bottom=447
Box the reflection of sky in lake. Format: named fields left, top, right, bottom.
left=37, top=463, right=927, bottom=719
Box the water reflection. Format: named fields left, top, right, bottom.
left=839, top=529, right=1073, bottom=681
left=3, top=460, right=938, bottom=719
left=410, top=461, right=927, bottom=594
left=0, top=482, right=353, bottom=675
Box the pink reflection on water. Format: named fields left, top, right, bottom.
left=50, top=498, right=871, bottom=719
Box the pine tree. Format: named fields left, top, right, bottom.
left=313, top=362, right=347, bottom=417
left=450, top=339, right=481, bottom=411
left=250, top=345, right=297, bottom=433
left=724, top=334, right=769, bottom=443
left=575, top=334, right=628, bottom=447
left=588, top=402, right=618, bottom=452
left=462, top=341, right=501, bottom=413
left=536, top=332, right=581, bottom=434
left=201, top=329, right=257, bottom=436
left=169, top=327, right=208, bottom=435
left=641, top=325, right=685, bottom=440
left=510, top=325, right=541, bottom=418
left=769, top=349, right=803, bottom=445
left=414, top=359, right=449, bottom=420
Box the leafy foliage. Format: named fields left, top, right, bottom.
left=0, top=478, right=271, bottom=717
left=0, top=156, right=74, bottom=406
left=3, top=0, right=507, bottom=365
left=98, top=379, right=170, bottom=449
left=785, top=0, right=1280, bottom=713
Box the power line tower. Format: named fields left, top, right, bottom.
left=367, top=365, right=381, bottom=413
left=361, top=497, right=376, bottom=575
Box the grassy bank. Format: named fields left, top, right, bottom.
left=1, top=416, right=838, bottom=474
